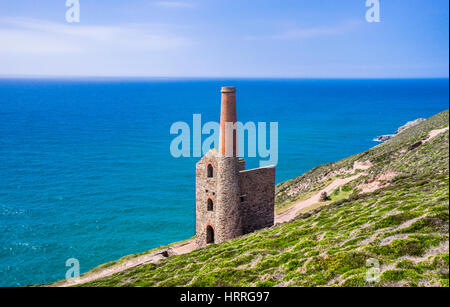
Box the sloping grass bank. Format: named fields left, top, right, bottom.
left=75, top=110, right=449, bottom=287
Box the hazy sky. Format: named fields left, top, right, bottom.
left=0, top=0, right=448, bottom=78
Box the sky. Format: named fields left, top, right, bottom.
left=0, top=0, right=448, bottom=78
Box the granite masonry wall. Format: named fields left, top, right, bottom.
left=239, top=166, right=275, bottom=234
left=196, top=150, right=275, bottom=248
left=195, top=151, right=219, bottom=248
left=215, top=156, right=242, bottom=243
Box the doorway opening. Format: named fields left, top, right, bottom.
left=206, top=225, right=214, bottom=244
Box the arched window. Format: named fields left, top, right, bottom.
left=206, top=225, right=215, bottom=244
left=207, top=164, right=213, bottom=178
left=207, top=198, right=214, bottom=211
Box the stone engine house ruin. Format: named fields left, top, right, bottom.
left=195, top=87, right=275, bottom=248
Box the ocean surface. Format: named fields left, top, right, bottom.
left=0, top=78, right=448, bottom=286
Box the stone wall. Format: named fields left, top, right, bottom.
left=238, top=159, right=245, bottom=171
left=239, top=166, right=275, bottom=234
left=196, top=152, right=275, bottom=248
left=215, top=156, right=242, bottom=243
left=195, top=151, right=243, bottom=248
left=195, top=151, right=219, bottom=248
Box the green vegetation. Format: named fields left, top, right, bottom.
left=76, top=110, right=449, bottom=287
left=329, top=186, right=354, bottom=202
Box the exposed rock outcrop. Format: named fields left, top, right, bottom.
left=375, top=118, right=425, bottom=142
left=376, top=134, right=395, bottom=142
left=319, top=192, right=328, bottom=202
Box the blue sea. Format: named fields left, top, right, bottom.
left=0, top=78, right=448, bottom=286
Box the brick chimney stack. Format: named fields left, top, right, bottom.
left=219, top=86, right=238, bottom=157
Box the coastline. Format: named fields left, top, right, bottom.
left=1, top=78, right=447, bottom=286
left=47, top=110, right=449, bottom=287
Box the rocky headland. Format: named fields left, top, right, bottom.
left=375, top=118, right=426, bottom=142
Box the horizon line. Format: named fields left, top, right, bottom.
left=0, top=74, right=449, bottom=81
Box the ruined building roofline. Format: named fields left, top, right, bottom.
left=239, top=165, right=275, bottom=173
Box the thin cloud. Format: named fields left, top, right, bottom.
left=246, top=20, right=361, bottom=40
left=153, top=1, right=195, bottom=8
left=0, top=18, right=190, bottom=55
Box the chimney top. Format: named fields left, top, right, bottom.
left=219, top=86, right=238, bottom=157
left=221, top=86, right=236, bottom=93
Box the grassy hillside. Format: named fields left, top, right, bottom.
left=78, top=110, right=449, bottom=287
